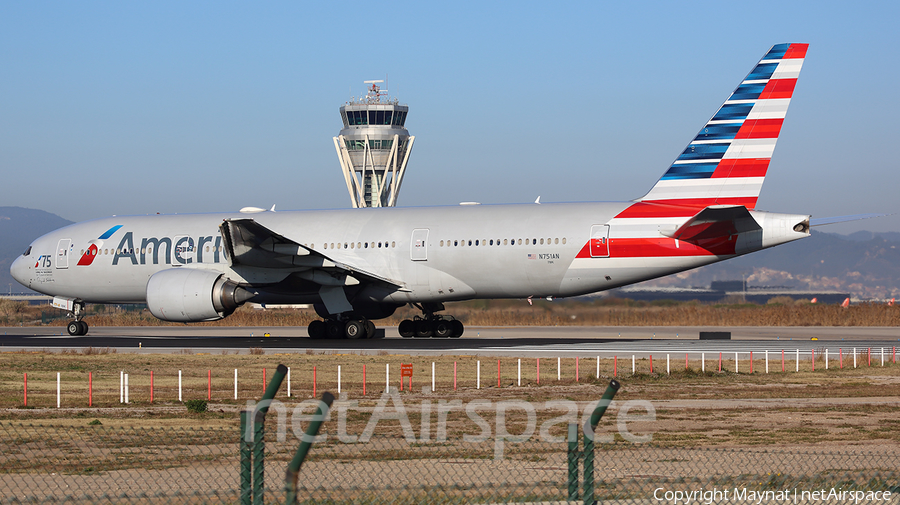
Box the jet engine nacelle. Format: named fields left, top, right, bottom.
left=146, top=268, right=253, bottom=322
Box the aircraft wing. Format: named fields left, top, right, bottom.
left=661, top=205, right=761, bottom=242
left=219, top=218, right=403, bottom=293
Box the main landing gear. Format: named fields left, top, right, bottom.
left=307, top=318, right=380, bottom=340
left=66, top=302, right=89, bottom=336
left=398, top=303, right=464, bottom=338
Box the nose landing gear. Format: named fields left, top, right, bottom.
left=65, top=302, right=89, bottom=336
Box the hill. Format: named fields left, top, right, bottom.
left=634, top=230, right=900, bottom=298
left=0, top=207, right=73, bottom=294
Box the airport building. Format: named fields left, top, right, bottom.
left=612, top=281, right=850, bottom=304
left=333, top=81, right=415, bottom=208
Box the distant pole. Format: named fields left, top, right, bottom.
left=632, top=355, right=635, bottom=376
left=338, top=365, right=342, bottom=394
left=517, top=359, right=521, bottom=387
left=557, top=357, right=561, bottom=381
left=124, top=373, right=129, bottom=404
left=477, top=361, right=481, bottom=389
left=735, top=352, right=739, bottom=374
left=596, top=356, right=600, bottom=379
left=702, top=353, right=705, bottom=373
left=234, top=369, right=237, bottom=400
left=384, top=364, right=387, bottom=393
left=178, top=370, right=182, bottom=402
left=432, top=362, right=436, bottom=392
left=287, top=367, right=291, bottom=398
left=667, top=354, right=670, bottom=375
left=766, top=350, right=769, bottom=373
left=120, top=371, right=124, bottom=403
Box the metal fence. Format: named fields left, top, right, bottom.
left=1, top=420, right=898, bottom=505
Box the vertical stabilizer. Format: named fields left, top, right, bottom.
left=637, top=43, right=808, bottom=210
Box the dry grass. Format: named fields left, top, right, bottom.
left=1, top=351, right=898, bottom=449
left=10, top=298, right=898, bottom=328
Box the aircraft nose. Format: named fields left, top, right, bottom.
left=10, top=255, right=29, bottom=288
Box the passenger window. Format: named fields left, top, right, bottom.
left=562, top=238, right=567, bottom=244
left=517, top=239, right=522, bottom=245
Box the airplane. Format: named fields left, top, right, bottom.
left=13, top=43, right=818, bottom=339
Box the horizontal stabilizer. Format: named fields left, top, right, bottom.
left=810, top=213, right=889, bottom=227
left=662, top=205, right=760, bottom=241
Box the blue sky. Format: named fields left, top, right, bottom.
left=2, top=1, right=898, bottom=233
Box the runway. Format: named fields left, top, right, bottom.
left=1, top=325, right=897, bottom=357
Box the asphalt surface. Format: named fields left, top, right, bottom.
left=1, top=325, right=898, bottom=357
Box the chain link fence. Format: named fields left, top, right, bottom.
left=1, top=420, right=898, bottom=504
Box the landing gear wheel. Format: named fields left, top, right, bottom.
left=365, top=320, right=377, bottom=339
left=345, top=320, right=365, bottom=339
left=78, top=321, right=88, bottom=336
left=450, top=320, right=464, bottom=338
left=307, top=320, right=325, bottom=339
left=398, top=319, right=415, bottom=338
left=325, top=320, right=343, bottom=339
left=415, top=319, right=433, bottom=338
left=433, top=320, right=452, bottom=338
left=67, top=321, right=81, bottom=336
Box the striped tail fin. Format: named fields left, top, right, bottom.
left=637, top=43, right=808, bottom=211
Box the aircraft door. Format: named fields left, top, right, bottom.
left=589, top=225, right=610, bottom=258
left=56, top=239, right=71, bottom=269
left=410, top=229, right=429, bottom=261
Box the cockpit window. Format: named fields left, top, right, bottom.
left=23, top=246, right=32, bottom=256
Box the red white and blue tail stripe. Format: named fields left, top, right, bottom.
left=634, top=43, right=808, bottom=212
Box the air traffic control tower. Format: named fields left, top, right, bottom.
left=333, top=80, right=414, bottom=208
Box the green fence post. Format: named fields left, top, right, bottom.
left=250, top=364, right=289, bottom=505
left=567, top=422, right=579, bottom=501
left=284, top=392, right=335, bottom=505
left=240, top=409, right=252, bottom=505
left=583, top=379, right=621, bottom=505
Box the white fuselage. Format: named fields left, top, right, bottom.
left=10, top=201, right=809, bottom=310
